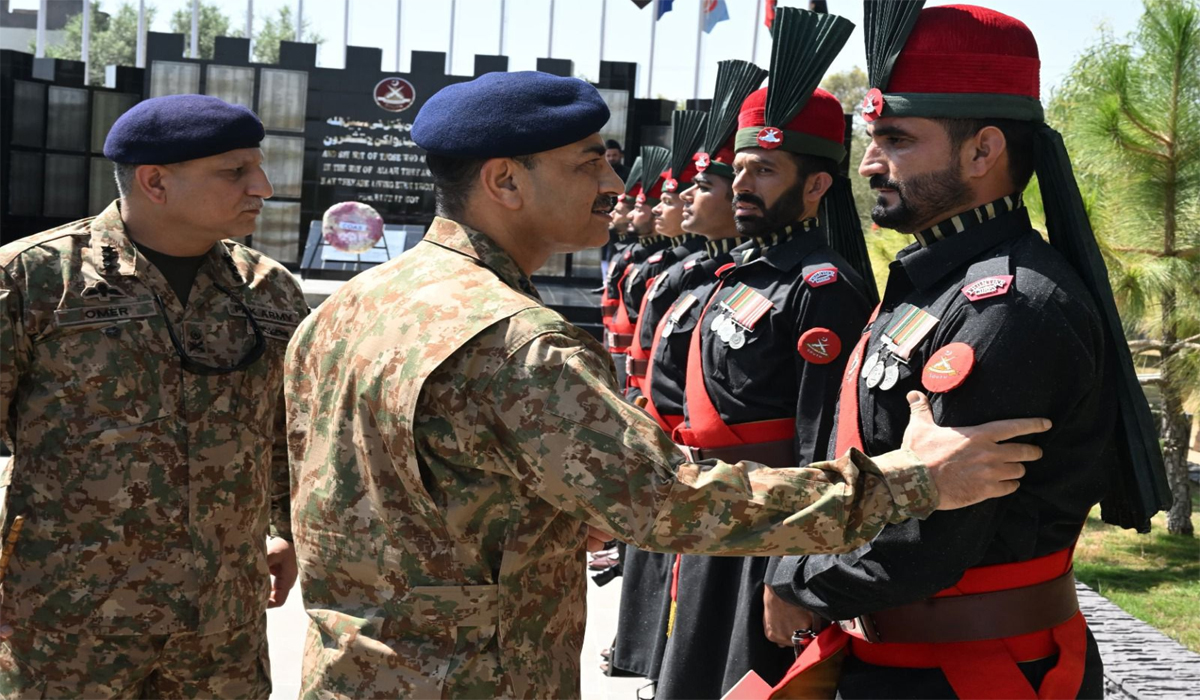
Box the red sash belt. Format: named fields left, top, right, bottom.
left=625, top=275, right=659, bottom=393
left=643, top=300, right=687, bottom=435
left=607, top=266, right=637, bottom=353
left=770, top=548, right=1088, bottom=699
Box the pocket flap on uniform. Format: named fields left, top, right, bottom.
left=405, top=584, right=499, bottom=627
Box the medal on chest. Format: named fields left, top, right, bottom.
left=711, top=283, right=773, bottom=350
left=862, top=303, right=940, bottom=391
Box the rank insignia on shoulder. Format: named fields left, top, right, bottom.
left=961, top=275, right=1014, bottom=302
left=922, top=342, right=975, bottom=393
left=797, top=328, right=842, bottom=364
left=805, top=267, right=839, bottom=288
left=647, top=252, right=665, bottom=264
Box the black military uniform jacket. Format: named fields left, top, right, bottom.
left=767, top=197, right=1114, bottom=699
left=604, top=234, right=668, bottom=312
left=680, top=219, right=874, bottom=463
left=642, top=237, right=753, bottom=416
left=622, top=235, right=689, bottom=325
left=656, top=220, right=874, bottom=699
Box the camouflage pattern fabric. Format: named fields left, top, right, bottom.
left=0, top=199, right=306, bottom=643
left=0, top=614, right=270, bottom=699
left=286, top=217, right=939, bottom=699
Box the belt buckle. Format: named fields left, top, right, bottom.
left=605, top=330, right=615, bottom=347
left=838, top=615, right=881, bottom=643
left=625, top=356, right=635, bottom=375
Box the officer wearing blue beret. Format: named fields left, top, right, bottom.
left=284, top=70, right=1048, bottom=697
left=0, top=94, right=308, bottom=697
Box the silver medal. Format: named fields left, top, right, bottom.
left=865, top=360, right=886, bottom=389
left=718, top=321, right=735, bottom=344
left=729, top=329, right=746, bottom=349
left=879, top=362, right=901, bottom=391
left=860, top=351, right=881, bottom=380
left=711, top=314, right=727, bottom=335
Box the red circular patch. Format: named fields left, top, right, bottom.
left=695, top=152, right=711, bottom=171
left=636, top=193, right=647, bottom=205
left=797, top=328, right=842, bottom=364
left=663, top=178, right=678, bottom=193
left=921, top=342, right=975, bottom=393
left=373, top=77, right=416, bottom=113
left=756, top=127, right=784, bottom=149
left=861, top=88, right=884, bottom=123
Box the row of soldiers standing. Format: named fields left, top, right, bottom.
left=595, top=2, right=1167, bottom=699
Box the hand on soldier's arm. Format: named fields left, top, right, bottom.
left=763, top=584, right=816, bottom=647
left=899, top=390, right=1046, bottom=510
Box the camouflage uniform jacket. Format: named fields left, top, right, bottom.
left=0, top=201, right=306, bottom=636
left=285, top=217, right=940, bottom=699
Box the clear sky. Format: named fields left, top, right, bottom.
left=15, top=0, right=1144, bottom=102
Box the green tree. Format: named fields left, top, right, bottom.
left=35, top=1, right=153, bottom=86
left=169, top=2, right=241, bottom=60
left=821, top=65, right=868, bottom=114
left=252, top=5, right=322, bottom=65
left=1049, top=0, right=1200, bottom=535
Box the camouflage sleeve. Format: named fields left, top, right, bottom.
left=0, top=266, right=28, bottom=453
left=269, top=381, right=292, bottom=542
left=481, top=331, right=939, bottom=557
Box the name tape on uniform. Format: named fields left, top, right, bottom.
left=54, top=300, right=157, bottom=328
left=229, top=303, right=302, bottom=327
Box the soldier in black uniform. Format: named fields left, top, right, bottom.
left=624, top=111, right=709, bottom=400
left=656, top=9, right=877, bottom=699
left=609, top=63, right=767, bottom=687
left=763, top=4, right=1169, bottom=699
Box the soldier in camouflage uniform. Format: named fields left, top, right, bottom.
left=285, top=70, right=1047, bottom=699
left=0, top=95, right=306, bottom=699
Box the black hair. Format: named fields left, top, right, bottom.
left=605, top=139, right=623, bottom=152
left=935, top=118, right=1036, bottom=192
left=789, top=152, right=839, bottom=183
left=425, top=153, right=537, bottom=219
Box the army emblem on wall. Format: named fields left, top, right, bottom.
left=373, top=77, right=416, bottom=113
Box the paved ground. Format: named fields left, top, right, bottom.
left=266, top=576, right=645, bottom=700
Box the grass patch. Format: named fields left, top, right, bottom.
left=1075, top=489, right=1200, bottom=652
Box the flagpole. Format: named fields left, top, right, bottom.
left=752, top=0, right=762, bottom=65
left=396, top=0, right=403, bottom=70
left=446, top=0, right=457, bottom=73
left=81, top=0, right=90, bottom=82
left=646, top=0, right=658, bottom=98
left=498, top=0, right=506, bottom=54
left=295, top=0, right=304, bottom=42
left=35, top=0, right=46, bottom=58
left=692, top=1, right=704, bottom=101
left=599, top=0, right=607, bottom=61
left=547, top=0, right=555, bottom=57
left=246, top=0, right=254, bottom=58
left=343, top=0, right=351, bottom=55
left=136, top=0, right=146, bottom=66
left=190, top=0, right=200, bottom=58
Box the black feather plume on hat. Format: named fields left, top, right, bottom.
left=764, top=7, right=855, bottom=128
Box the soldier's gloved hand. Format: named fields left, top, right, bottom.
left=266, top=536, right=299, bottom=608
left=902, top=391, right=1049, bottom=510
left=762, top=584, right=813, bottom=648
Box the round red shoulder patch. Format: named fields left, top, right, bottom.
left=921, top=342, right=975, bottom=393
left=757, top=127, right=783, bottom=149
left=797, top=328, right=842, bottom=364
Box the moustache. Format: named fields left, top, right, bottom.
left=593, top=195, right=617, bottom=214
left=732, top=194, right=767, bottom=212
left=869, top=175, right=903, bottom=191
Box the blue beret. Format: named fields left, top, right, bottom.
left=103, top=94, right=265, bottom=165
left=412, top=71, right=610, bottom=159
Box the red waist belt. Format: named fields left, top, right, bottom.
left=769, top=547, right=1089, bottom=700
